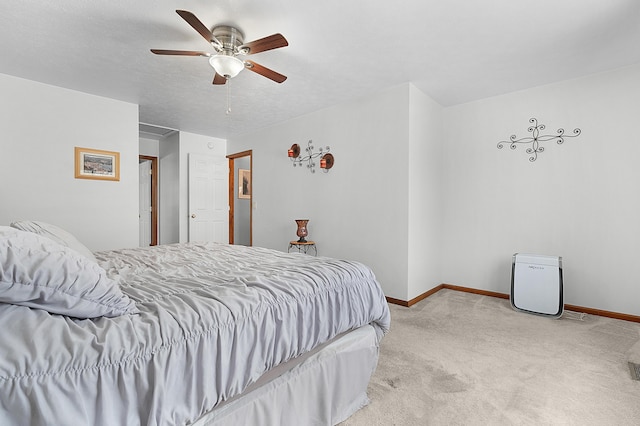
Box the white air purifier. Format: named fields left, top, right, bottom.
left=510, top=253, right=563, bottom=318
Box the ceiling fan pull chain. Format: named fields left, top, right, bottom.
left=226, top=77, right=232, bottom=115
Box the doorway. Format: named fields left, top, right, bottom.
left=227, top=150, right=252, bottom=246
left=138, top=155, right=158, bottom=246
left=188, top=154, right=229, bottom=243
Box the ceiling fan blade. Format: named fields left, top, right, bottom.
left=241, top=34, right=288, bottom=55
left=212, top=73, right=227, bottom=85
left=150, top=49, right=211, bottom=57
left=244, top=60, right=287, bottom=83
left=175, top=10, right=222, bottom=47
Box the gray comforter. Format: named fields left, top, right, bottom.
left=0, top=242, right=390, bottom=425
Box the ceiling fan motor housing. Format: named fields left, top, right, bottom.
left=212, top=26, right=247, bottom=54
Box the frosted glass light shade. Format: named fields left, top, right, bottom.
left=209, top=55, right=245, bottom=78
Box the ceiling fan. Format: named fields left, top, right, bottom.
left=151, top=10, right=288, bottom=85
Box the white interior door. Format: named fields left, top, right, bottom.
left=188, top=154, right=229, bottom=243
left=139, top=160, right=152, bottom=247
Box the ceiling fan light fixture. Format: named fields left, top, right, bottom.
left=209, top=54, right=245, bottom=78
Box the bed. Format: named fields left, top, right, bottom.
left=0, top=223, right=390, bottom=425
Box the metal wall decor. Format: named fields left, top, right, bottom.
left=497, top=118, right=581, bottom=162
left=287, top=139, right=333, bottom=173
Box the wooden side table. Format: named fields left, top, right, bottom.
left=288, top=241, right=317, bottom=256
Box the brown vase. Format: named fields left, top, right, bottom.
left=295, top=219, right=309, bottom=242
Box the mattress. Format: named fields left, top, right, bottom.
left=0, top=242, right=390, bottom=425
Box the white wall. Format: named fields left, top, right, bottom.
left=407, top=85, right=445, bottom=300
left=159, top=133, right=180, bottom=244
left=441, top=64, right=640, bottom=316
left=139, top=136, right=159, bottom=157
left=0, top=73, right=139, bottom=251
left=7, top=63, right=634, bottom=315
left=228, top=84, right=417, bottom=299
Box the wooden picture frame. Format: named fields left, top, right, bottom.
left=75, top=147, right=120, bottom=181
left=238, top=169, right=251, bottom=199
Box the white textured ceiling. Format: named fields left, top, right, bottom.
left=1, top=0, right=639, bottom=139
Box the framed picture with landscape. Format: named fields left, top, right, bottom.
left=74, top=147, right=120, bottom=181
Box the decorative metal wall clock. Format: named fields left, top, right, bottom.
left=497, top=118, right=581, bottom=162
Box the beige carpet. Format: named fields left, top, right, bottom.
left=342, top=289, right=640, bottom=425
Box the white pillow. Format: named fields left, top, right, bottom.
left=0, top=226, right=138, bottom=318
left=10, top=220, right=97, bottom=262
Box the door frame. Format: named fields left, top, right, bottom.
left=227, top=150, right=252, bottom=246
left=139, top=155, right=158, bottom=246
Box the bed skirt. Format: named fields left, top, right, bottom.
left=191, top=324, right=380, bottom=426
